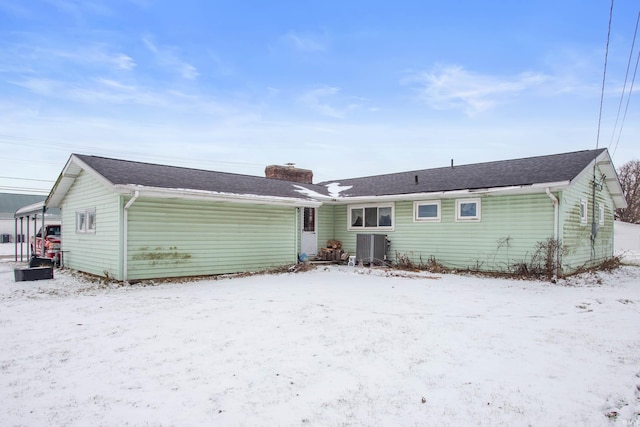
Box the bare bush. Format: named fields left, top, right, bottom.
left=394, top=252, right=448, bottom=273
left=510, top=238, right=564, bottom=281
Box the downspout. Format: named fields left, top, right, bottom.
left=546, top=188, right=559, bottom=277
left=590, top=164, right=598, bottom=260
left=123, top=191, right=139, bottom=283
left=14, top=217, right=18, bottom=262
left=295, top=207, right=299, bottom=261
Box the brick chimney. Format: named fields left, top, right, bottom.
left=265, top=163, right=313, bottom=184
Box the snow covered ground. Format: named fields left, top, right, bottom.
left=1, top=256, right=640, bottom=426
left=1, top=222, right=639, bottom=425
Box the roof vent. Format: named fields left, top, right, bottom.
left=265, top=164, right=313, bottom=184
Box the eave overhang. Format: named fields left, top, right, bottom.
left=321, top=181, right=572, bottom=204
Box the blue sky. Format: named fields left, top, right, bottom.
left=1, top=0, right=638, bottom=194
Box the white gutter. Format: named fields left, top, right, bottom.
left=112, top=185, right=322, bottom=208
left=123, top=191, right=139, bottom=283
left=546, top=187, right=559, bottom=277
left=321, top=181, right=572, bottom=205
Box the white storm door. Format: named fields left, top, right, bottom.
left=301, top=207, right=317, bottom=256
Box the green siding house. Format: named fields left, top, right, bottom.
left=46, top=149, right=626, bottom=281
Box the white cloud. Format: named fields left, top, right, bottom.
left=407, top=65, right=549, bottom=116
left=298, top=87, right=372, bottom=119
left=44, top=0, right=112, bottom=19
left=11, top=77, right=225, bottom=113
left=142, top=36, right=199, bottom=80
left=0, top=41, right=135, bottom=72
left=282, top=31, right=327, bottom=52
left=299, top=86, right=344, bottom=118
left=60, top=48, right=135, bottom=70
left=12, top=78, right=58, bottom=96
left=112, top=53, right=136, bottom=70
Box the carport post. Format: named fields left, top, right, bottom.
left=14, top=217, right=18, bottom=262
left=41, top=205, right=46, bottom=258
left=20, top=217, right=24, bottom=262
left=26, top=216, right=31, bottom=259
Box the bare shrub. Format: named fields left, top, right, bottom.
left=510, top=238, right=564, bottom=281
left=394, top=252, right=448, bottom=273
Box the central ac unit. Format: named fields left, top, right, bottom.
left=356, top=234, right=389, bottom=266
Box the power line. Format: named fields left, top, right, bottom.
left=0, top=135, right=266, bottom=171
left=609, top=9, right=640, bottom=156
left=0, top=176, right=55, bottom=183
left=0, top=157, right=61, bottom=166
left=612, top=41, right=640, bottom=158
left=595, top=0, right=615, bottom=150
left=612, top=9, right=640, bottom=156
left=0, top=186, right=50, bottom=194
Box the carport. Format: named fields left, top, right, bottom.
left=13, top=202, right=60, bottom=262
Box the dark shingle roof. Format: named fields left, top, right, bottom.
left=73, top=149, right=606, bottom=202
left=319, top=149, right=606, bottom=197
left=75, top=154, right=330, bottom=200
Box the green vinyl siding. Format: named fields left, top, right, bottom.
left=317, top=204, right=335, bottom=251
left=332, top=193, right=555, bottom=271
left=126, top=198, right=297, bottom=280
left=60, top=171, right=122, bottom=279
left=559, top=165, right=615, bottom=272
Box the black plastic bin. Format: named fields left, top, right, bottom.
left=14, top=267, right=54, bottom=282
left=29, top=257, right=54, bottom=268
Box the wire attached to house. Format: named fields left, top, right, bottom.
left=592, top=0, right=616, bottom=259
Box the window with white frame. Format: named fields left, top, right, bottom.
left=598, top=203, right=605, bottom=226
left=414, top=200, right=441, bottom=222
left=579, top=200, right=588, bottom=225
left=76, top=209, right=96, bottom=233
left=349, top=204, right=394, bottom=230
left=455, top=198, right=481, bottom=221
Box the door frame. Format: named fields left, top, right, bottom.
left=300, top=207, right=318, bottom=256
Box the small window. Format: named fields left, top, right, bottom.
left=414, top=201, right=441, bottom=222
left=87, top=210, right=96, bottom=232
left=456, top=198, right=481, bottom=221
left=76, top=211, right=86, bottom=232
left=349, top=204, right=394, bottom=230
left=303, top=207, right=315, bottom=232
left=580, top=200, right=588, bottom=225
left=76, top=209, right=96, bottom=233
left=598, top=203, right=604, bottom=226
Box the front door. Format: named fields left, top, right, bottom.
left=301, top=207, right=317, bottom=256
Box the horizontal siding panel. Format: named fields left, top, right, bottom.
left=61, top=171, right=121, bottom=279
left=560, top=164, right=615, bottom=272
left=126, top=198, right=296, bottom=280
left=333, top=194, right=555, bottom=271
left=317, top=205, right=335, bottom=251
